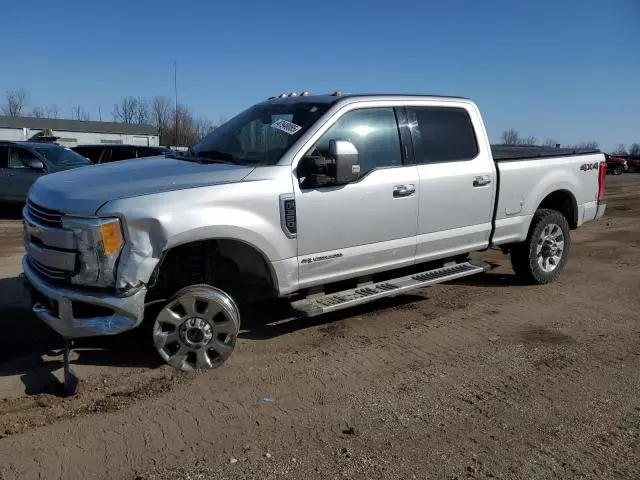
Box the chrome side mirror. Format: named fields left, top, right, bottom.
left=329, top=139, right=360, bottom=184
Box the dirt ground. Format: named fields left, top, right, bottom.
left=0, top=175, right=638, bottom=480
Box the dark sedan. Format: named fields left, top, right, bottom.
left=0, top=141, right=91, bottom=203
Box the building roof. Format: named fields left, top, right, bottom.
left=0, top=115, right=158, bottom=135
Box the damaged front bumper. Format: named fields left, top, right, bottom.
left=22, top=256, right=147, bottom=338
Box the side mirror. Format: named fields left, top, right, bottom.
left=28, top=159, right=45, bottom=171
left=329, top=139, right=360, bottom=184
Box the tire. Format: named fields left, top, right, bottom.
left=152, top=284, right=241, bottom=371
left=613, top=166, right=623, bottom=175
left=510, top=209, right=571, bottom=285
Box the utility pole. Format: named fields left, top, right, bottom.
left=174, top=61, right=178, bottom=147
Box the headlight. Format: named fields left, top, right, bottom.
left=61, top=216, right=124, bottom=288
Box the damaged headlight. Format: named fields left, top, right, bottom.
left=61, top=217, right=124, bottom=288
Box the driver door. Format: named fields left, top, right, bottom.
left=293, top=106, right=419, bottom=288
left=4, top=147, right=46, bottom=201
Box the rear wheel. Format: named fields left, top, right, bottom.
left=510, top=209, right=571, bottom=284
left=613, top=165, right=624, bottom=175
left=152, top=284, right=240, bottom=371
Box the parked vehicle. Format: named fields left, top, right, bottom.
left=22, top=92, right=607, bottom=385
left=0, top=141, right=91, bottom=203
left=626, top=155, right=640, bottom=173
left=605, top=154, right=628, bottom=175
left=71, top=144, right=169, bottom=164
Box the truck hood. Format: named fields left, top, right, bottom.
left=28, top=156, right=255, bottom=215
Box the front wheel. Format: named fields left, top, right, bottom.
left=510, top=209, right=571, bottom=284
left=613, top=165, right=624, bottom=175
left=152, top=284, right=241, bottom=371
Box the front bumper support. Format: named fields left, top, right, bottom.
left=22, top=256, right=147, bottom=339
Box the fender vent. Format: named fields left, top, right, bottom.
left=279, top=194, right=297, bottom=238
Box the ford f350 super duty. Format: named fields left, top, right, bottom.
left=21, top=92, right=607, bottom=392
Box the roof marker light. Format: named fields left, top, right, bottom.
left=278, top=93, right=287, bottom=98
left=300, top=91, right=310, bottom=96
left=331, top=90, right=342, bottom=96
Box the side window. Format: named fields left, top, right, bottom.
left=0, top=146, right=8, bottom=168
left=108, top=147, right=137, bottom=163
left=313, top=108, right=402, bottom=175
left=8, top=148, right=39, bottom=169
left=409, top=107, right=479, bottom=163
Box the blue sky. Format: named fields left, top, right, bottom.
left=1, top=0, right=638, bottom=151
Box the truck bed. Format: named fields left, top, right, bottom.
left=491, top=145, right=599, bottom=161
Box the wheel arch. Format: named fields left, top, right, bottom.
left=147, top=236, right=280, bottom=305
left=536, top=189, right=579, bottom=229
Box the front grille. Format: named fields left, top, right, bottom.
left=30, top=258, right=71, bottom=282
left=27, top=200, right=63, bottom=227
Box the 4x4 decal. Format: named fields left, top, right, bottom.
left=580, top=163, right=599, bottom=172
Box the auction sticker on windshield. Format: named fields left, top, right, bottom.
left=271, top=119, right=302, bottom=135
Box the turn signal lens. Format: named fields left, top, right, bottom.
left=100, top=220, right=123, bottom=255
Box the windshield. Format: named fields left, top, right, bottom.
left=35, top=146, right=92, bottom=166
left=190, top=102, right=330, bottom=165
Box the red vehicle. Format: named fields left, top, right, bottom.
left=626, top=155, right=640, bottom=173
left=605, top=154, right=628, bottom=175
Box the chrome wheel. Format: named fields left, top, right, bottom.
left=153, top=285, right=240, bottom=371
left=536, top=223, right=564, bottom=273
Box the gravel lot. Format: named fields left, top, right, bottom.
left=0, top=175, right=638, bottom=480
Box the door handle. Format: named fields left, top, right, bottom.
left=393, top=184, right=416, bottom=198
left=473, top=175, right=491, bottom=187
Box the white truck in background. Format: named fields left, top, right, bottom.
left=21, top=92, right=607, bottom=392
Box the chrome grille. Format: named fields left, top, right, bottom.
left=29, top=258, right=71, bottom=282
left=27, top=200, right=63, bottom=228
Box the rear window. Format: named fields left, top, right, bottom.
left=35, top=146, right=92, bottom=166
left=409, top=107, right=479, bottom=163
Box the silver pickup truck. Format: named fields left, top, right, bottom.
left=22, top=92, right=607, bottom=376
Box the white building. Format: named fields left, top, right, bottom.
left=0, top=116, right=159, bottom=147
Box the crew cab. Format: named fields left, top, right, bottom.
left=22, top=93, right=607, bottom=380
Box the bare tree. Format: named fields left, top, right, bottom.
left=2, top=88, right=28, bottom=116
left=150, top=96, right=173, bottom=143
left=112, top=97, right=139, bottom=124
left=612, top=144, right=627, bottom=155
left=501, top=129, right=519, bottom=145
left=71, top=105, right=90, bottom=121
left=46, top=104, right=59, bottom=119
left=194, top=116, right=214, bottom=141
left=629, top=143, right=640, bottom=155
left=31, top=106, right=46, bottom=118
left=543, top=139, right=559, bottom=147
left=520, top=135, right=537, bottom=146
left=134, top=98, right=150, bottom=125
left=565, top=141, right=599, bottom=150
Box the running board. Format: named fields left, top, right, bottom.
left=292, top=260, right=490, bottom=317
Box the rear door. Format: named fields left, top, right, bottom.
left=4, top=146, right=46, bottom=201
left=0, top=146, right=10, bottom=201
left=407, top=103, right=496, bottom=262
